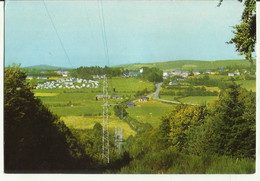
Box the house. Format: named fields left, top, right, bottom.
left=169, top=81, right=179, bottom=86
left=219, top=68, right=225, bottom=72
left=234, top=71, right=240, bottom=76
left=122, top=72, right=141, bottom=77
left=26, top=75, right=34, bottom=79
left=111, top=95, right=123, bottom=99
left=127, top=101, right=135, bottom=108
left=172, top=70, right=183, bottom=76
left=228, top=73, right=234, bottom=77
left=177, top=78, right=185, bottom=81
left=96, top=95, right=104, bottom=100
left=37, top=76, right=48, bottom=80
left=140, top=68, right=144, bottom=73
left=181, top=72, right=190, bottom=77
left=163, top=71, right=171, bottom=79
left=205, top=70, right=212, bottom=74
left=139, top=96, right=149, bottom=102
left=192, top=70, right=201, bottom=76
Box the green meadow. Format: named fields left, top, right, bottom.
left=179, top=96, right=218, bottom=105
left=61, top=115, right=136, bottom=138
left=127, top=100, right=175, bottom=127
left=34, top=77, right=156, bottom=138
left=114, top=59, right=253, bottom=71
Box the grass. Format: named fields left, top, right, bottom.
left=61, top=115, right=136, bottom=138
left=114, top=59, right=253, bottom=71
left=34, top=92, right=59, bottom=97
left=127, top=100, right=175, bottom=127
left=34, top=77, right=154, bottom=138
left=159, top=95, right=180, bottom=101
left=34, top=77, right=155, bottom=116
left=179, top=96, right=218, bottom=104
left=235, top=80, right=256, bottom=92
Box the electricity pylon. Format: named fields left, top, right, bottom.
left=102, top=75, right=109, bottom=163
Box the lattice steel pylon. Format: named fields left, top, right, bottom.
left=102, top=75, right=109, bottom=163
left=115, top=108, right=123, bottom=153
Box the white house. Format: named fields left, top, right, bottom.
left=228, top=73, right=234, bottom=77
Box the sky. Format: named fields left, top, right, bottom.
left=4, top=0, right=245, bottom=68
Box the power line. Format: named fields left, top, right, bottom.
left=97, top=0, right=110, bottom=66
left=42, top=0, right=74, bottom=68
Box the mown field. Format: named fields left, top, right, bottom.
left=114, top=59, right=253, bottom=71
left=179, top=96, right=218, bottom=104
left=127, top=100, right=175, bottom=127
left=61, top=115, right=136, bottom=138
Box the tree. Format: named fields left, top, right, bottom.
left=228, top=0, right=256, bottom=63
left=4, top=64, right=92, bottom=172
left=208, top=83, right=255, bottom=158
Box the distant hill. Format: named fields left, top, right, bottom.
left=113, top=59, right=254, bottom=71
left=22, top=65, right=71, bottom=71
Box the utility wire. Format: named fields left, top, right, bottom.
left=97, top=0, right=110, bottom=67
left=42, top=0, right=74, bottom=68
left=97, top=0, right=114, bottom=93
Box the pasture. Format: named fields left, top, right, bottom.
left=234, top=80, right=256, bottom=92
left=179, top=96, right=218, bottom=104
left=127, top=100, right=175, bottom=127
left=114, top=59, right=253, bottom=71
left=61, top=115, right=136, bottom=138
left=34, top=77, right=155, bottom=138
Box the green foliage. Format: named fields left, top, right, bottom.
left=166, top=105, right=207, bottom=151
left=4, top=64, right=93, bottom=172
left=114, top=105, right=128, bottom=118
left=135, top=88, right=149, bottom=97
left=207, top=83, right=256, bottom=158
left=70, top=66, right=123, bottom=79
left=228, top=0, right=256, bottom=63
left=121, top=82, right=255, bottom=174
left=140, top=67, right=163, bottom=83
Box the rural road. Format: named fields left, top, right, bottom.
left=129, top=82, right=197, bottom=106
left=152, top=82, right=181, bottom=104
left=152, top=82, right=198, bottom=106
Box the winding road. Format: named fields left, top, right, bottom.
left=152, top=82, right=197, bottom=105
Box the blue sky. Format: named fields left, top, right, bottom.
left=5, top=0, right=245, bottom=68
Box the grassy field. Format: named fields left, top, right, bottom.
left=127, top=100, right=175, bottom=127
left=34, top=77, right=155, bottom=138
left=235, top=80, right=256, bottom=92
left=34, top=77, right=155, bottom=117
left=61, top=115, right=136, bottom=138
left=179, top=96, right=218, bottom=104
left=159, top=95, right=180, bottom=101
left=114, top=59, right=253, bottom=71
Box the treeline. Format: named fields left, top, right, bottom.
left=186, top=75, right=233, bottom=88
left=70, top=66, right=123, bottom=79
left=140, top=67, right=163, bottom=83
left=21, top=68, right=62, bottom=77
left=161, top=86, right=218, bottom=97
left=121, top=83, right=255, bottom=173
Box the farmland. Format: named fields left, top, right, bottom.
left=114, top=59, right=254, bottom=71
left=33, top=77, right=156, bottom=139
left=32, top=60, right=256, bottom=143
left=127, top=100, right=175, bottom=127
